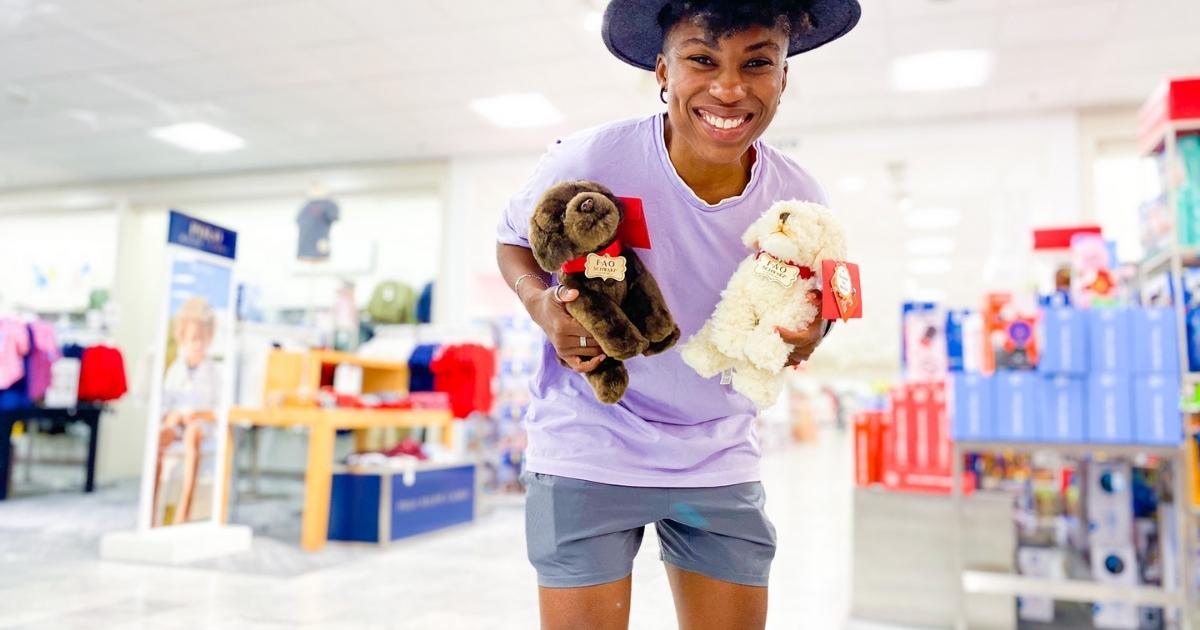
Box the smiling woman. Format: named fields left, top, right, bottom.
left=494, top=1, right=861, bottom=629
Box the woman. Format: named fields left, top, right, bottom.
left=496, top=1, right=861, bottom=628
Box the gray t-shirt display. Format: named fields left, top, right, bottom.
left=297, top=199, right=339, bottom=259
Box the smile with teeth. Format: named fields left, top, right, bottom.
left=698, top=110, right=750, bottom=130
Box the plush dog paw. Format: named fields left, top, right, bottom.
left=587, top=364, right=629, bottom=404
left=644, top=325, right=681, bottom=356
left=598, top=331, right=649, bottom=361
left=680, top=338, right=728, bottom=378
left=744, top=337, right=790, bottom=372
left=732, top=369, right=783, bottom=408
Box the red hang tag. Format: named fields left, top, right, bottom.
left=821, top=260, right=862, bottom=321
left=616, top=196, right=651, bottom=249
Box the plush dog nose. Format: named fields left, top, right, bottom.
left=778, top=211, right=791, bottom=223
left=580, top=198, right=595, bottom=213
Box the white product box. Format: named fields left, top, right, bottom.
left=1016, top=547, right=1064, bottom=622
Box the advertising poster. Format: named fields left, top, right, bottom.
left=137, top=211, right=238, bottom=529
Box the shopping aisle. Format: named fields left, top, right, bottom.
left=0, top=427, right=889, bottom=630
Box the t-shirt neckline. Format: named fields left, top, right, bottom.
left=653, top=112, right=764, bottom=213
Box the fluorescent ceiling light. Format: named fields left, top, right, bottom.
left=892, top=49, right=994, bottom=93
left=907, top=258, right=953, bottom=275
left=583, top=11, right=603, bottom=32
left=150, top=122, right=245, bottom=153
left=906, top=236, right=956, bottom=256
left=837, top=175, right=866, bottom=193
left=905, top=208, right=961, bottom=230
left=470, top=93, right=564, bottom=129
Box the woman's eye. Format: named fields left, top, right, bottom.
left=746, top=59, right=773, bottom=69
left=688, top=55, right=714, bottom=66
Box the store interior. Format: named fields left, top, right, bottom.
left=3, top=0, right=1200, bottom=628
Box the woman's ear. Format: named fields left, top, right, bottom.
left=655, top=53, right=668, bottom=94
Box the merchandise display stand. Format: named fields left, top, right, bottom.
left=226, top=349, right=453, bottom=551
left=100, top=522, right=252, bottom=566
left=224, top=406, right=453, bottom=551
left=949, top=441, right=1194, bottom=630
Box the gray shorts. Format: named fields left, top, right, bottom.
left=523, top=472, right=777, bottom=588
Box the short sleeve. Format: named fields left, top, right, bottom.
left=496, top=140, right=582, bottom=249
left=326, top=201, right=340, bottom=223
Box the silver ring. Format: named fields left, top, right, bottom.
left=552, top=285, right=568, bottom=304
left=580, top=336, right=587, bottom=348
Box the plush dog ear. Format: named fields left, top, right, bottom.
left=740, top=218, right=761, bottom=250
left=812, top=207, right=849, bottom=262
left=528, top=183, right=584, bottom=272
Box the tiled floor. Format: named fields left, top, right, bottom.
left=0, top=428, right=902, bottom=630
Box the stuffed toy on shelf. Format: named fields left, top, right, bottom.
left=528, top=180, right=680, bottom=404
left=681, top=200, right=849, bottom=407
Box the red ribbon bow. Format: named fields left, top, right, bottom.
left=562, top=239, right=623, bottom=274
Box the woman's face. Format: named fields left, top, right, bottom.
left=656, top=20, right=789, bottom=165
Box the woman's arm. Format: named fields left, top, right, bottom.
left=496, top=243, right=605, bottom=373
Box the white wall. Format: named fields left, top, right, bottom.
left=0, top=209, right=119, bottom=312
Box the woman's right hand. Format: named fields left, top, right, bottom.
left=525, top=287, right=607, bottom=373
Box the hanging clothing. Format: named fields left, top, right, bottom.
left=296, top=198, right=340, bottom=259
left=367, top=281, right=417, bottom=324
left=407, top=344, right=440, bottom=393
left=26, top=322, right=59, bottom=401
left=416, top=282, right=434, bottom=324
left=0, top=319, right=30, bottom=390
left=432, top=344, right=496, bottom=418
left=78, top=345, right=128, bottom=402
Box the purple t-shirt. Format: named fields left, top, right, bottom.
left=497, top=114, right=827, bottom=488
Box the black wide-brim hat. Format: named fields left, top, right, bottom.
left=602, top=0, right=862, bottom=71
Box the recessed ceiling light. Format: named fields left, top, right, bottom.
left=892, top=49, right=994, bottom=92
left=149, top=122, right=245, bottom=153
left=470, top=93, right=564, bottom=129
left=583, top=11, right=603, bottom=32
left=907, top=258, right=953, bottom=275
left=906, top=236, right=956, bottom=256
left=837, top=175, right=866, bottom=193
left=905, top=208, right=961, bottom=230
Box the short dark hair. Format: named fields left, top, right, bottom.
left=657, top=0, right=814, bottom=47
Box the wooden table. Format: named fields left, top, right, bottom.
left=226, top=406, right=453, bottom=551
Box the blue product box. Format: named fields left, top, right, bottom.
left=994, top=371, right=1038, bottom=441
left=1088, top=373, right=1134, bottom=443
left=328, top=463, right=476, bottom=544
left=1132, top=307, right=1180, bottom=374
left=1087, top=308, right=1133, bottom=374
left=951, top=372, right=992, bottom=441
left=946, top=310, right=971, bottom=372
left=1039, top=307, right=1087, bottom=375
left=1038, top=375, right=1086, bottom=442
left=1133, top=374, right=1183, bottom=445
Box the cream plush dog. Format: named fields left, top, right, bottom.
left=681, top=200, right=847, bottom=407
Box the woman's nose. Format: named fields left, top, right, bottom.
left=710, top=69, right=747, bottom=102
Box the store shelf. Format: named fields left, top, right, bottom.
left=961, top=570, right=1183, bottom=607
left=1142, top=119, right=1200, bottom=156
left=1139, top=244, right=1200, bottom=277
left=955, top=440, right=1181, bottom=458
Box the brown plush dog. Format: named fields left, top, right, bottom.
left=529, top=181, right=680, bottom=404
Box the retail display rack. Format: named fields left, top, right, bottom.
left=945, top=78, right=1200, bottom=630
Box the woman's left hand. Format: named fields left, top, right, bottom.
left=777, top=290, right=826, bottom=368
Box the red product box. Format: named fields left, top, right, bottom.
left=853, top=411, right=885, bottom=486
left=910, top=383, right=932, bottom=472
left=879, top=408, right=896, bottom=484
left=884, top=470, right=977, bottom=496
left=889, top=387, right=911, bottom=473
left=1138, top=77, right=1200, bottom=154
left=931, top=381, right=951, bottom=474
